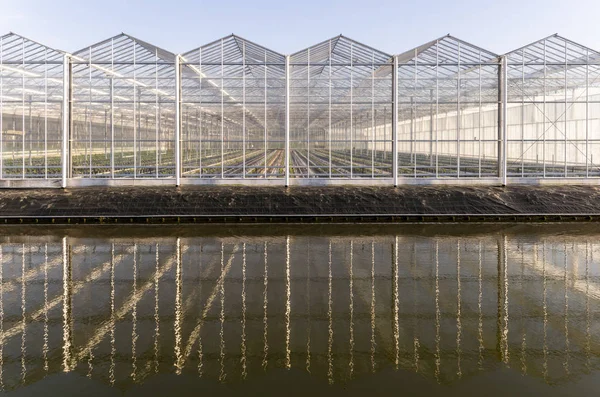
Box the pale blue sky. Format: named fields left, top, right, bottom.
left=1, top=0, right=599, bottom=55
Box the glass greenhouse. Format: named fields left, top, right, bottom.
left=1, top=32, right=599, bottom=187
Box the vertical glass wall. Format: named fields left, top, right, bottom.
left=397, top=36, right=500, bottom=178
left=3, top=32, right=600, bottom=185
left=0, top=33, right=64, bottom=180
left=180, top=35, right=286, bottom=179
left=71, top=34, right=177, bottom=179
left=506, top=35, right=600, bottom=178
left=290, top=36, right=393, bottom=179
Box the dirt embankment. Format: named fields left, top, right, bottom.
left=0, top=185, right=599, bottom=223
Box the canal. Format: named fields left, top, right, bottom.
left=0, top=224, right=598, bottom=396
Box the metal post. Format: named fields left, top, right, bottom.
left=68, top=58, right=73, bottom=181
left=0, top=35, right=3, bottom=180
left=430, top=89, right=434, bottom=167
left=307, top=48, right=311, bottom=178
left=137, top=87, right=141, bottom=168
left=175, top=55, right=181, bottom=186
left=478, top=51, right=482, bottom=178
left=521, top=50, right=525, bottom=178
left=133, top=43, right=137, bottom=179
left=497, top=57, right=503, bottom=182
left=104, top=109, right=107, bottom=160
left=329, top=40, right=332, bottom=178
left=110, top=77, right=114, bottom=179
left=28, top=95, right=32, bottom=167
left=564, top=41, right=568, bottom=178
left=392, top=56, right=398, bottom=186
left=242, top=42, right=246, bottom=178
left=61, top=54, right=70, bottom=188
left=285, top=55, right=290, bottom=187
left=371, top=51, right=375, bottom=179
left=198, top=47, right=203, bottom=178
left=111, top=39, right=115, bottom=180
left=158, top=101, right=162, bottom=167
left=220, top=40, right=224, bottom=179
left=413, top=47, right=418, bottom=178
left=86, top=105, right=91, bottom=177
left=435, top=42, right=440, bottom=178
left=586, top=49, right=589, bottom=178
left=264, top=49, right=268, bottom=178
left=350, top=44, right=354, bottom=178
left=501, top=56, right=508, bottom=186
left=457, top=43, right=461, bottom=179
left=543, top=41, right=547, bottom=178
left=411, top=96, right=415, bottom=177
left=21, top=39, right=25, bottom=179
left=155, top=55, right=159, bottom=178
left=502, top=56, right=508, bottom=186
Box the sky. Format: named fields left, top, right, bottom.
left=1, top=0, right=600, bottom=56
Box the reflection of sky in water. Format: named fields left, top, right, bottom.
left=0, top=227, right=599, bottom=392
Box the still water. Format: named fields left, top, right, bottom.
left=0, top=224, right=599, bottom=396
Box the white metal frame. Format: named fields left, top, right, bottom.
left=62, top=54, right=69, bottom=188
left=175, top=55, right=181, bottom=186
left=1, top=33, right=600, bottom=188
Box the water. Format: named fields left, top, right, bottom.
left=0, top=224, right=599, bottom=396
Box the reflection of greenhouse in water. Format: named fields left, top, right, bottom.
left=2, top=32, right=600, bottom=186
left=0, top=229, right=599, bottom=390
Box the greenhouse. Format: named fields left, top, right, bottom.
left=0, top=32, right=599, bottom=187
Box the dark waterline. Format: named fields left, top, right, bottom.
left=0, top=224, right=599, bottom=396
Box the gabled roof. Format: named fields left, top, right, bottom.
left=395, top=35, right=500, bottom=89
left=182, top=34, right=285, bottom=65
left=503, top=35, right=600, bottom=108
left=69, top=33, right=177, bottom=97
left=290, top=35, right=393, bottom=65
left=504, top=34, right=600, bottom=64
left=0, top=33, right=64, bottom=113
left=72, top=33, right=176, bottom=63
left=289, top=35, right=393, bottom=83
left=396, top=34, right=499, bottom=65
left=180, top=35, right=286, bottom=133
left=0, top=32, right=64, bottom=63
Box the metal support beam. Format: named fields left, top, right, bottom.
left=133, top=44, right=137, bottom=179
left=61, top=54, right=70, bottom=188
left=242, top=43, right=246, bottom=178
left=0, top=36, right=3, bottom=181
left=285, top=55, right=290, bottom=187
left=457, top=43, right=461, bottom=179
left=110, top=77, right=115, bottom=179
left=175, top=55, right=181, bottom=186
left=586, top=50, right=589, bottom=178
left=392, top=56, right=398, bottom=186
left=564, top=41, right=568, bottom=178
left=21, top=40, right=25, bottom=179
left=68, top=58, right=73, bottom=182
left=430, top=89, right=434, bottom=167
left=110, top=39, right=115, bottom=180
left=500, top=56, right=508, bottom=186
left=329, top=41, right=332, bottom=179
